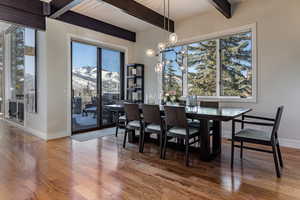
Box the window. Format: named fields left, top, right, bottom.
left=220, top=32, right=252, bottom=97
left=162, top=46, right=184, bottom=97
left=24, top=28, right=37, bottom=112
left=161, top=24, right=256, bottom=102
left=187, top=40, right=217, bottom=96
left=9, top=27, right=37, bottom=117
left=1, top=25, right=37, bottom=123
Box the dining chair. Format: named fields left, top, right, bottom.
left=231, top=106, right=284, bottom=178
left=115, top=100, right=126, bottom=137
left=141, top=104, right=164, bottom=157
left=123, top=103, right=143, bottom=149
left=163, top=106, right=201, bottom=166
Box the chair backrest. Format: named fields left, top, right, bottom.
left=142, top=104, right=162, bottom=125
left=124, top=103, right=140, bottom=121
left=164, top=106, right=188, bottom=128
left=200, top=101, right=219, bottom=108
left=116, top=100, right=126, bottom=105
left=271, top=106, right=284, bottom=139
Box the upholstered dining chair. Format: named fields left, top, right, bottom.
left=123, top=103, right=143, bottom=149
left=163, top=106, right=201, bottom=166
left=141, top=104, right=165, bottom=157
left=231, top=106, right=284, bottom=178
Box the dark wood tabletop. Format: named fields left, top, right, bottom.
left=105, top=104, right=252, bottom=121
left=105, top=104, right=252, bottom=161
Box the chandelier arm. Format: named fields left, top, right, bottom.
left=168, top=0, right=170, bottom=33
left=163, top=0, right=166, bottom=31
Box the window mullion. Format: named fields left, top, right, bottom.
left=216, top=39, right=221, bottom=98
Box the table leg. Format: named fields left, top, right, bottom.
left=128, top=130, right=136, bottom=143
left=199, top=119, right=210, bottom=161
left=212, top=121, right=222, bottom=155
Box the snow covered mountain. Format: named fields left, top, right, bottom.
left=72, top=66, right=120, bottom=95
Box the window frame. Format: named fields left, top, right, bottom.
left=160, top=23, right=257, bottom=103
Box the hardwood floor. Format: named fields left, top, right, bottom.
left=1, top=121, right=300, bottom=200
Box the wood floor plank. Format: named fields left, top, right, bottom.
left=1, top=120, right=300, bottom=200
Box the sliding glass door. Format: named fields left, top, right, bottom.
left=71, top=42, right=98, bottom=132
left=71, top=41, right=124, bottom=133
left=101, top=48, right=124, bottom=126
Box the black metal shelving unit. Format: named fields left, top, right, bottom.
left=126, top=64, right=144, bottom=103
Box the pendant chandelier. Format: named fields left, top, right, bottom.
left=145, top=0, right=178, bottom=73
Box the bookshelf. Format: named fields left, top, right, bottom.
left=126, top=64, right=144, bottom=103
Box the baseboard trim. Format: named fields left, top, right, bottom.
left=1, top=118, right=47, bottom=140
left=47, top=131, right=70, bottom=140
left=223, top=130, right=300, bottom=149
left=25, top=126, right=47, bottom=140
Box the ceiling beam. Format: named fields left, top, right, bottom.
left=50, top=0, right=83, bottom=18
left=0, top=0, right=46, bottom=30
left=57, top=11, right=136, bottom=42
left=209, top=0, right=231, bottom=18
left=101, top=0, right=175, bottom=32
left=0, top=0, right=44, bottom=16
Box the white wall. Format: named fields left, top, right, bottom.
left=44, top=18, right=135, bottom=139
left=134, top=27, right=167, bottom=102
left=135, top=0, right=300, bottom=148
left=24, top=18, right=135, bottom=140
left=24, top=31, right=48, bottom=139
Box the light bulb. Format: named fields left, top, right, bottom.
left=169, top=33, right=178, bottom=44
left=146, top=49, right=155, bottom=57
left=155, top=63, right=163, bottom=72
left=157, top=42, right=166, bottom=51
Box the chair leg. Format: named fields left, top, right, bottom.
left=159, top=131, right=163, bottom=159
left=162, top=133, right=168, bottom=160
left=276, top=141, right=284, bottom=168
left=123, top=129, right=128, bottom=148
left=139, top=129, right=145, bottom=153
left=185, top=140, right=190, bottom=167
left=240, top=141, right=243, bottom=159
left=138, top=129, right=142, bottom=152
left=115, top=121, right=119, bottom=137
left=272, top=143, right=281, bottom=178
left=231, top=139, right=235, bottom=169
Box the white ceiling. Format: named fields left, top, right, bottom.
left=70, top=0, right=246, bottom=32
left=72, top=0, right=157, bottom=32
left=134, top=0, right=212, bottom=21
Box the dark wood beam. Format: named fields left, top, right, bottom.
left=50, top=0, right=83, bottom=18
left=209, top=0, right=231, bottom=18
left=101, top=0, right=175, bottom=32
left=57, top=11, right=136, bottom=42
left=0, top=0, right=46, bottom=30
left=0, top=0, right=44, bottom=16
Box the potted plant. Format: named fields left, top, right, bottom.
left=163, top=90, right=179, bottom=105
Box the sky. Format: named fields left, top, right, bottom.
left=24, top=28, right=36, bottom=76
left=163, top=46, right=182, bottom=76
left=72, top=41, right=120, bottom=72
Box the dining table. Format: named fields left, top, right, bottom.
left=105, top=104, right=252, bottom=161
